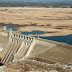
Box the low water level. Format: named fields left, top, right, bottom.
left=64, top=18, right=72, bottom=20
left=6, top=27, right=17, bottom=31
left=40, top=35, right=72, bottom=45
left=6, top=27, right=72, bottom=45
left=21, top=31, right=45, bottom=35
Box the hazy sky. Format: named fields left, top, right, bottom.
left=0, top=0, right=72, bottom=2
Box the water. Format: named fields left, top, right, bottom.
left=64, top=18, right=72, bottom=20
left=21, top=31, right=45, bottom=35
left=6, top=27, right=45, bottom=34
left=40, top=35, right=72, bottom=45
left=6, top=27, right=72, bottom=45
left=6, top=27, right=17, bottom=31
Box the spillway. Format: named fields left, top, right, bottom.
left=0, top=30, right=72, bottom=65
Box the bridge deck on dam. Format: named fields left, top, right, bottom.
left=0, top=30, right=72, bottom=66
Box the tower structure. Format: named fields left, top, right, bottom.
left=8, top=29, right=12, bottom=41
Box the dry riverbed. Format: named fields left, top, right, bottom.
left=0, top=7, right=72, bottom=36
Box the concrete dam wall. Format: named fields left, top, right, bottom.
left=0, top=30, right=34, bottom=64
left=0, top=30, right=72, bottom=65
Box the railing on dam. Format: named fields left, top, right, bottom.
left=11, top=33, right=34, bottom=45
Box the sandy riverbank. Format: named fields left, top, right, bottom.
left=0, top=7, right=72, bottom=36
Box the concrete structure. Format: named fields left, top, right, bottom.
left=0, top=30, right=72, bottom=69
left=0, top=30, right=34, bottom=64
left=2, top=26, right=7, bottom=31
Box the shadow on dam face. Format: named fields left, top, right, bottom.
left=0, top=59, right=4, bottom=66
left=0, top=62, right=4, bottom=66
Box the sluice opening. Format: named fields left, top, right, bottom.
left=0, top=62, right=4, bottom=66
left=0, top=59, right=4, bottom=66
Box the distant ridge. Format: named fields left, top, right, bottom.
left=0, top=0, right=72, bottom=7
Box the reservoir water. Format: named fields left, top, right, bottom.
left=21, top=31, right=45, bottom=35
left=64, top=18, right=72, bottom=20
left=6, top=27, right=17, bottom=31
left=22, top=31, right=72, bottom=45
left=7, top=27, right=72, bottom=45
left=40, top=35, right=72, bottom=45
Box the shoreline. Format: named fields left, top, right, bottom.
left=0, top=7, right=72, bottom=38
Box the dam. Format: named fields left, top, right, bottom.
left=0, top=30, right=72, bottom=66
